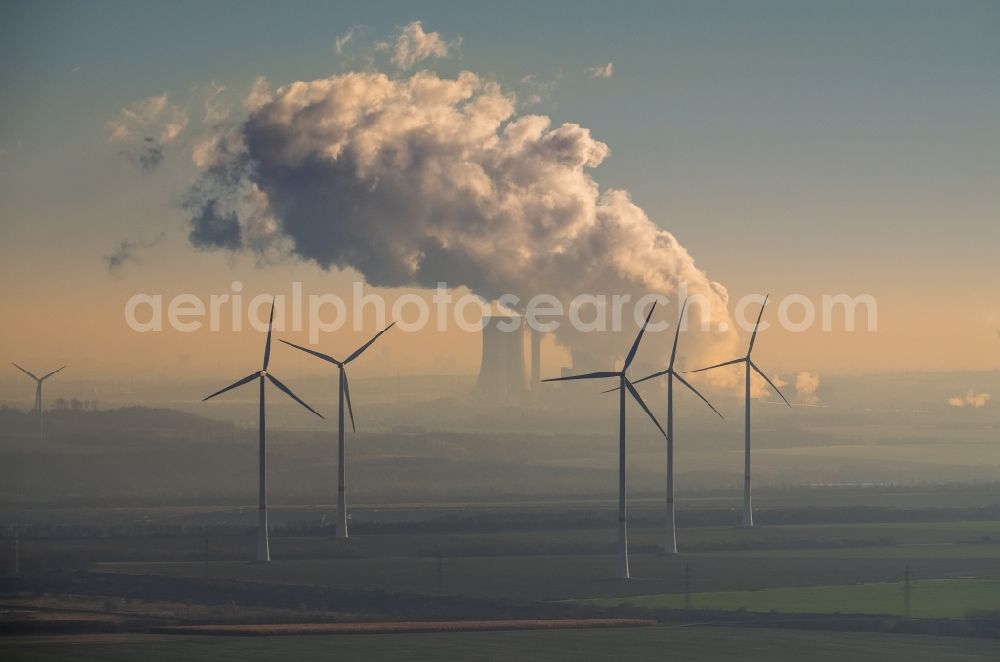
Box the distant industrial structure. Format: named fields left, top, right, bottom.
left=567, top=350, right=602, bottom=377
left=476, top=316, right=530, bottom=397
left=530, top=328, right=541, bottom=386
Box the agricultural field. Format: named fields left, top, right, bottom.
left=39, top=517, right=1000, bottom=564
left=581, top=578, right=1000, bottom=619
left=79, top=516, right=999, bottom=604
left=2, top=626, right=999, bottom=662
left=5, top=501, right=1000, bottom=660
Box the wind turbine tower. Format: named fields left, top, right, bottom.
left=542, top=303, right=665, bottom=579
left=627, top=299, right=722, bottom=553
left=691, top=295, right=789, bottom=528
left=281, top=323, right=395, bottom=539
left=202, top=300, right=323, bottom=561
left=11, top=363, right=65, bottom=442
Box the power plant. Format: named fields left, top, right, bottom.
left=476, top=316, right=530, bottom=398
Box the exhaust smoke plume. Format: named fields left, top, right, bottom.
left=795, top=371, right=821, bottom=404
left=185, top=66, right=736, bottom=364
left=948, top=390, right=991, bottom=408
left=107, top=93, right=187, bottom=172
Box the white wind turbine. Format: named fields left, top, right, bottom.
left=625, top=299, right=723, bottom=554
left=542, top=303, right=666, bottom=579
left=690, top=295, right=789, bottom=528
left=202, top=300, right=323, bottom=561
left=280, top=322, right=395, bottom=539
left=11, top=363, right=65, bottom=442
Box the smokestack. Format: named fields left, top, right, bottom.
left=477, top=316, right=528, bottom=398
left=530, top=329, right=541, bottom=388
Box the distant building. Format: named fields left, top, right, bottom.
left=570, top=349, right=603, bottom=375
left=476, top=316, right=528, bottom=397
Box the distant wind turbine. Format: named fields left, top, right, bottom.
left=542, top=303, right=666, bottom=579
left=690, top=295, right=789, bottom=528
left=280, top=322, right=396, bottom=539
left=625, top=299, right=723, bottom=554
left=11, top=363, right=65, bottom=441
left=202, top=300, right=323, bottom=561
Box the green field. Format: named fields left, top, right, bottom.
left=96, top=540, right=1000, bottom=602
left=24, top=519, right=1000, bottom=565
left=582, top=578, right=1000, bottom=619
left=2, top=626, right=999, bottom=662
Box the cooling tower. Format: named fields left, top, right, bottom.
left=477, top=316, right=528, bottom=397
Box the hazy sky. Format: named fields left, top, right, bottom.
left=1, top=1, right=998, bottom=384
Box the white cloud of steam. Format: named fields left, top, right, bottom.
left=243, top=77, right=272, bottom=112
left=335, top=27, right=356, bottom=55
left=747, top=370, right=787, bottom=400
left=586, top=63, right=614, bottom=79
left=106, top=93, right=187, bottom=171
left=948, top=390, right=991, bottom=408
left=184, top=67, right=736, bottom=364
left=379, top=21, right=460, bottom=70
left=202, top=81, right=229, bottom=125
left=519, top=74, right=559, bottom=107
left=795, top=371, right=821, bottom=404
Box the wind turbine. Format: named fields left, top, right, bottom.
left=690, top=295, right=789, bottom=528
left=626, top=299, right=723, bottom=554
left=11, top=363, right=65, bottom=442
left=202, top=300, right=323, bottom=562
left=280, top=322, right=395, bottom=540
left=542, top=303, right=666, bottom=580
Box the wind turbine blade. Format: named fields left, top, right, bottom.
left=345, top=322, right=396, bottom=364
left=750, top=360, right=791, bottom=407
left=266, top=373, right=324, bottom=418
left=279, top=339, right=341, bottom=366
left=342, top=371, right=356, bottom=432
left=674, top=373, right=724, bottom=419
left=40, top=366, right=66, bottom=381
left=631, top=368, right=670, bottom=386
left=602, top=367, right=670, bottom=393
left=747, top=294, right=769, bottom=354
left=263, top=298, right=276, bottom=370
left=689, top=357, right=744, bottom=373
left=624, top=301, right=657, bottom=370
left=542, top=371, right=620, bottom=383
left=203, top=372, right=259, bottom=401
left=625, top=379, right=666, bottom=438
left=11, top=363, right=39, bottom=381
left=669, top=298, right=688, bottom=370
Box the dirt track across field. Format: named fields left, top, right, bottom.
left=153, top=618, right=657, bottom=636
